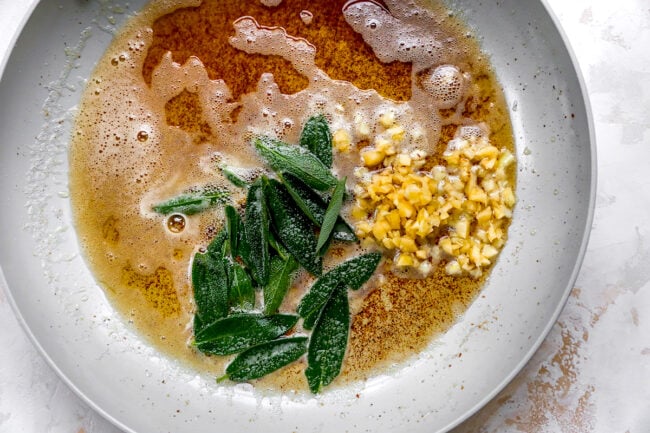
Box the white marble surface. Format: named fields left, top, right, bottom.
left=1, top=0, right=649, bottom=432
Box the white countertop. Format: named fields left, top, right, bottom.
left=1, top=0, right=649, bottom=432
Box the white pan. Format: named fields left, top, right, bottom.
left=0, top=1, right=595, bottom=432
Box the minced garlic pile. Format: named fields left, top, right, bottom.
left=338, top=113, right=515, bottom=279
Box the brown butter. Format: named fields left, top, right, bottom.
left=70, top=0, right=515, bottom=392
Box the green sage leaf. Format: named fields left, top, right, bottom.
left=281, top=172, right=357, bottom=243
left=281, top=171, right=326, bottom=225
left=263, top=256, right=299, bottom=314
left=219, top=164, right=249, bottom=188
left=206, top=228, right=228, bottom=257
left=316, top=177, right=346, bottom=253
left=220, top=337, right=308, bottom=382
left=300, top=114, right=332, bottom=168
left=331, top=251, right=382, bottom=291
left=242, top=178, right=270, bottom=285
left=254, top=136, right=337, bottom=191
left=192, top=250, right=229, bottom=330
left=268, top=230, right=291, bottom=261
left=264, top=177, right=322, bottom=276
left=298, top=252, right=381, bottom=329
left=305, top=285, right=349, bottom=393
left=331, top=219, right=358, bottom=242
left=228, top=261, right=255, bottom=311
left=195, top=313, right=298, bottom=356
left=152, top=187, right=229, bottom=215
left=224, top=205, right=241, bottom=257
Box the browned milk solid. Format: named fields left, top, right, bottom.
left=69, top=0, right=515, bottom=391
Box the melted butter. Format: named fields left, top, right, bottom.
left=69, top=0, right=515, bottom=392
left=345, top=266, right=484, bottom=379
left=142, top=0, right=412, bottom=101
left=165, top=90, right=213, bottom=143
left=121, top=265, right=181, bottom=317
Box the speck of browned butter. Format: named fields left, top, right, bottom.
left=142, top=0, right=412, bottom=101
left=344, top=266, right=486, bottom=380
left=165, top=89, right=213, bottom=144
left=101, top=216, right=120, bottom=244
left=121, top=265, right=181, bottom=317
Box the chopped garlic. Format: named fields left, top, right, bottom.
left=333, top=129, right=352, bottom=152
left=386, top=125, right=405, bottom=142
left=347, top=114, right=515, bottom=278
left=379, top=111, right=395, bottom=128
left=361, top=149, right=385, bottom=167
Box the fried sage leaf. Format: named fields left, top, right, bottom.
left=316, top=177, right=346, bottom=253
left=299, top=114, right=332, bottom=168
left=224, top=205, right=241, bottom=257
left=281, top=172, right=357, bottom=243
left=298, top=252, right=381, bottom=329
left=331, top=219, right=358, bottom=242
left=280, top=171, right=325, bottom=225
left=195, top=313, right=298, bottom=356
left=228, top=261, right=255, bottom=311
left=331, top=251, right=382, bottom=291
left=305, top=285, right=349, bottom=393
left=192, top=249, right=229, bottom=329
left=206, top=228, right=228, bottom=257
left=254, top=136, right=337, bottom=191
left=242, top=178, right=270, bottom=285
left=263, top=255, right=299, bottom=315
left=153, top=187, right=229, bottom=215
left=299, top=278, right=338, bottom=331
left=219, top=337, right=308, bottom=382
left=219, top=164, right=249, bottom=188
left=264, top=178, right=322, bottom=276
left=268, top=230, right=291, bottom=261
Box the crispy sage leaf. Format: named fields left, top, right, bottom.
left=281, top=172, right=326, bottom=225
left=300, top=114, right=332, bottom=168
left=228, top=261, right=255, bottom=311
left=242, top=178, right=270, bottom=285
left=193, top=314, right=207, bottom=336
left=195, top=313, right=298, bottom=356
left=153, top=187, right=229, bottom=215
left=331, top=219, right=358, bottom=242
left=298, top=252, right=381, bottom=329
left=206, top=228, right=228, bottom=257
left=264, top=178, right=322, bottom=276
left=268, top=230, right=291, bottom=261
left=224, top=205, right=241, bottom=257
left=219, top=337, right=308, bottom=382
left=331, top=251, right=382, bottom=291
left=192, top=250, right=229, bottom=329
left=316, top=177, right=346, bottom=253
left=263, top=256, right=299, bottom=314
left=219, top=164, right=249, bottom=188
left=305, top=285, right=349, bottom=393
left=281, top=172, right=357, bottom=243
left=254, top=136, right=337, bottom=191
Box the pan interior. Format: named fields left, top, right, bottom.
left=0, top=1, right=594, bottom=432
